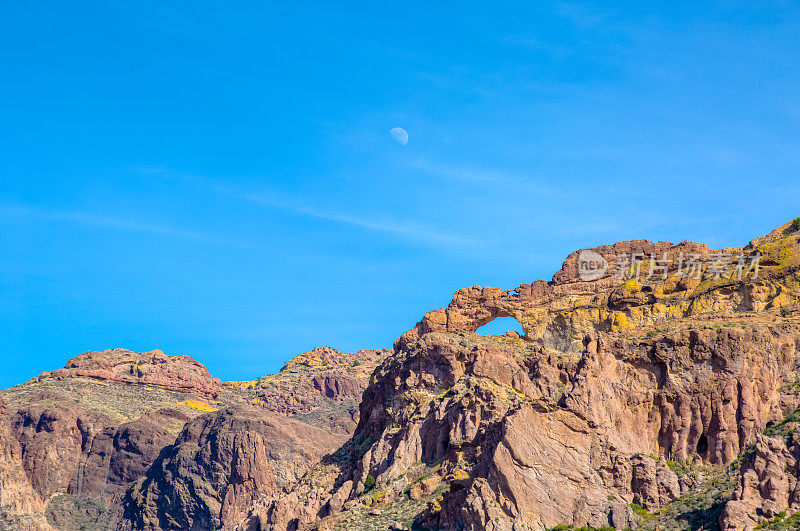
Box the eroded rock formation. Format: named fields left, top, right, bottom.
left=0, top=346, right=382, bottom=530
left=398, top=221, right=798, bottom=358
left=227, top=347, right=390, bottom=434
left=241, top=219, right=800, bottom=531
left=121, top=407, right=346, bottom=530
left=720, top=433, right=800, bottom=529
left=0, top=396, right=50, bottom=529
left=47, top=348, right=224, bottom=399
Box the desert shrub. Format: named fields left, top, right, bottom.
left=666, top=455, right=698, bottom=479
left=764, top=408, right=800, bottom=444
left=364, top=474, right=376, bottom=491
left=792, top=217, right=800, bottom=231
left=630, top=502, right=652, bottom=518
left=756, top=510, right=800, bottom=529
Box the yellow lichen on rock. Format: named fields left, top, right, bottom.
left=609, top=311, right=630, bottom=332
left=759, top=236, right=797, bottom=269
left=183, top=399, right=218, bottom=412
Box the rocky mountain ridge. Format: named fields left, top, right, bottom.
left=242, top=218, right=800, bottom=531
left=0, top=346, right=387, bottom=530
left=1, top=218, right=799, bottom=530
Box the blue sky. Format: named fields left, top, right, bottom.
left=1, top=1, right=799, bottom=387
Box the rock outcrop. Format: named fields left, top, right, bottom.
left=227, top=347, right=389, bottom=434
left=47, top=348, right=223, bottom=399
left=122, top=407, right=346, bottom=530
left=720, top=431, right=800, bottom=529
left=0, top=396, right=50, bottom=529
left=0, top=346, right=383, bottom=529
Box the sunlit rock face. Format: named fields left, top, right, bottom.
left=242, top=220, right=800, bottom=531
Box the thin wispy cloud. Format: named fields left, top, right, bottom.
left=0, top=202, right=255, bottom=249
left=309, top=208, right=474, bottom=246
left=232, top=190, right=476, bottom=247
left=136, top=169, right=477, bottom=247
left=405, top=158, right=573, bottom=201
left=406, top=158, right=513, bottom=183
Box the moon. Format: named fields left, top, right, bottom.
left=390, top=127, right=408, bottom=146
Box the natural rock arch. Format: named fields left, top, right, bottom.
left=474, top=316, right=525, bottom=337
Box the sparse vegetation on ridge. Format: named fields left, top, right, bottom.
left=637, top=461, right=740, bottom=531
left=756, top=510, right=800, bottom=529
left=764, top=407, right=800, bottom=443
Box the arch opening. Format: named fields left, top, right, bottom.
left=474, top=316, right=525, bottom=338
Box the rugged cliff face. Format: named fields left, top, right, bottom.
left=0, top=396, right=49, bottom=530
left=0, top=346, right=384, bottom=530
left=121, top=407, right=346, bottom=531
left=246, top=324, right=800, bottom=530
left=0, top=350, right=214, bottom=530
left=241, top=219, right=800, bottom=531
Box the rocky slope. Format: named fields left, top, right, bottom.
left=0, top=346, right=385, bottom=530
left=226, top=347, right=390, bottom=434
left=121, top=407, right=345, bottom=530
left=240, top=218, right=800, bottom=531
left=47, top=348, right=224, bottom=399
left=0, top=350, right=216, bottom=530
